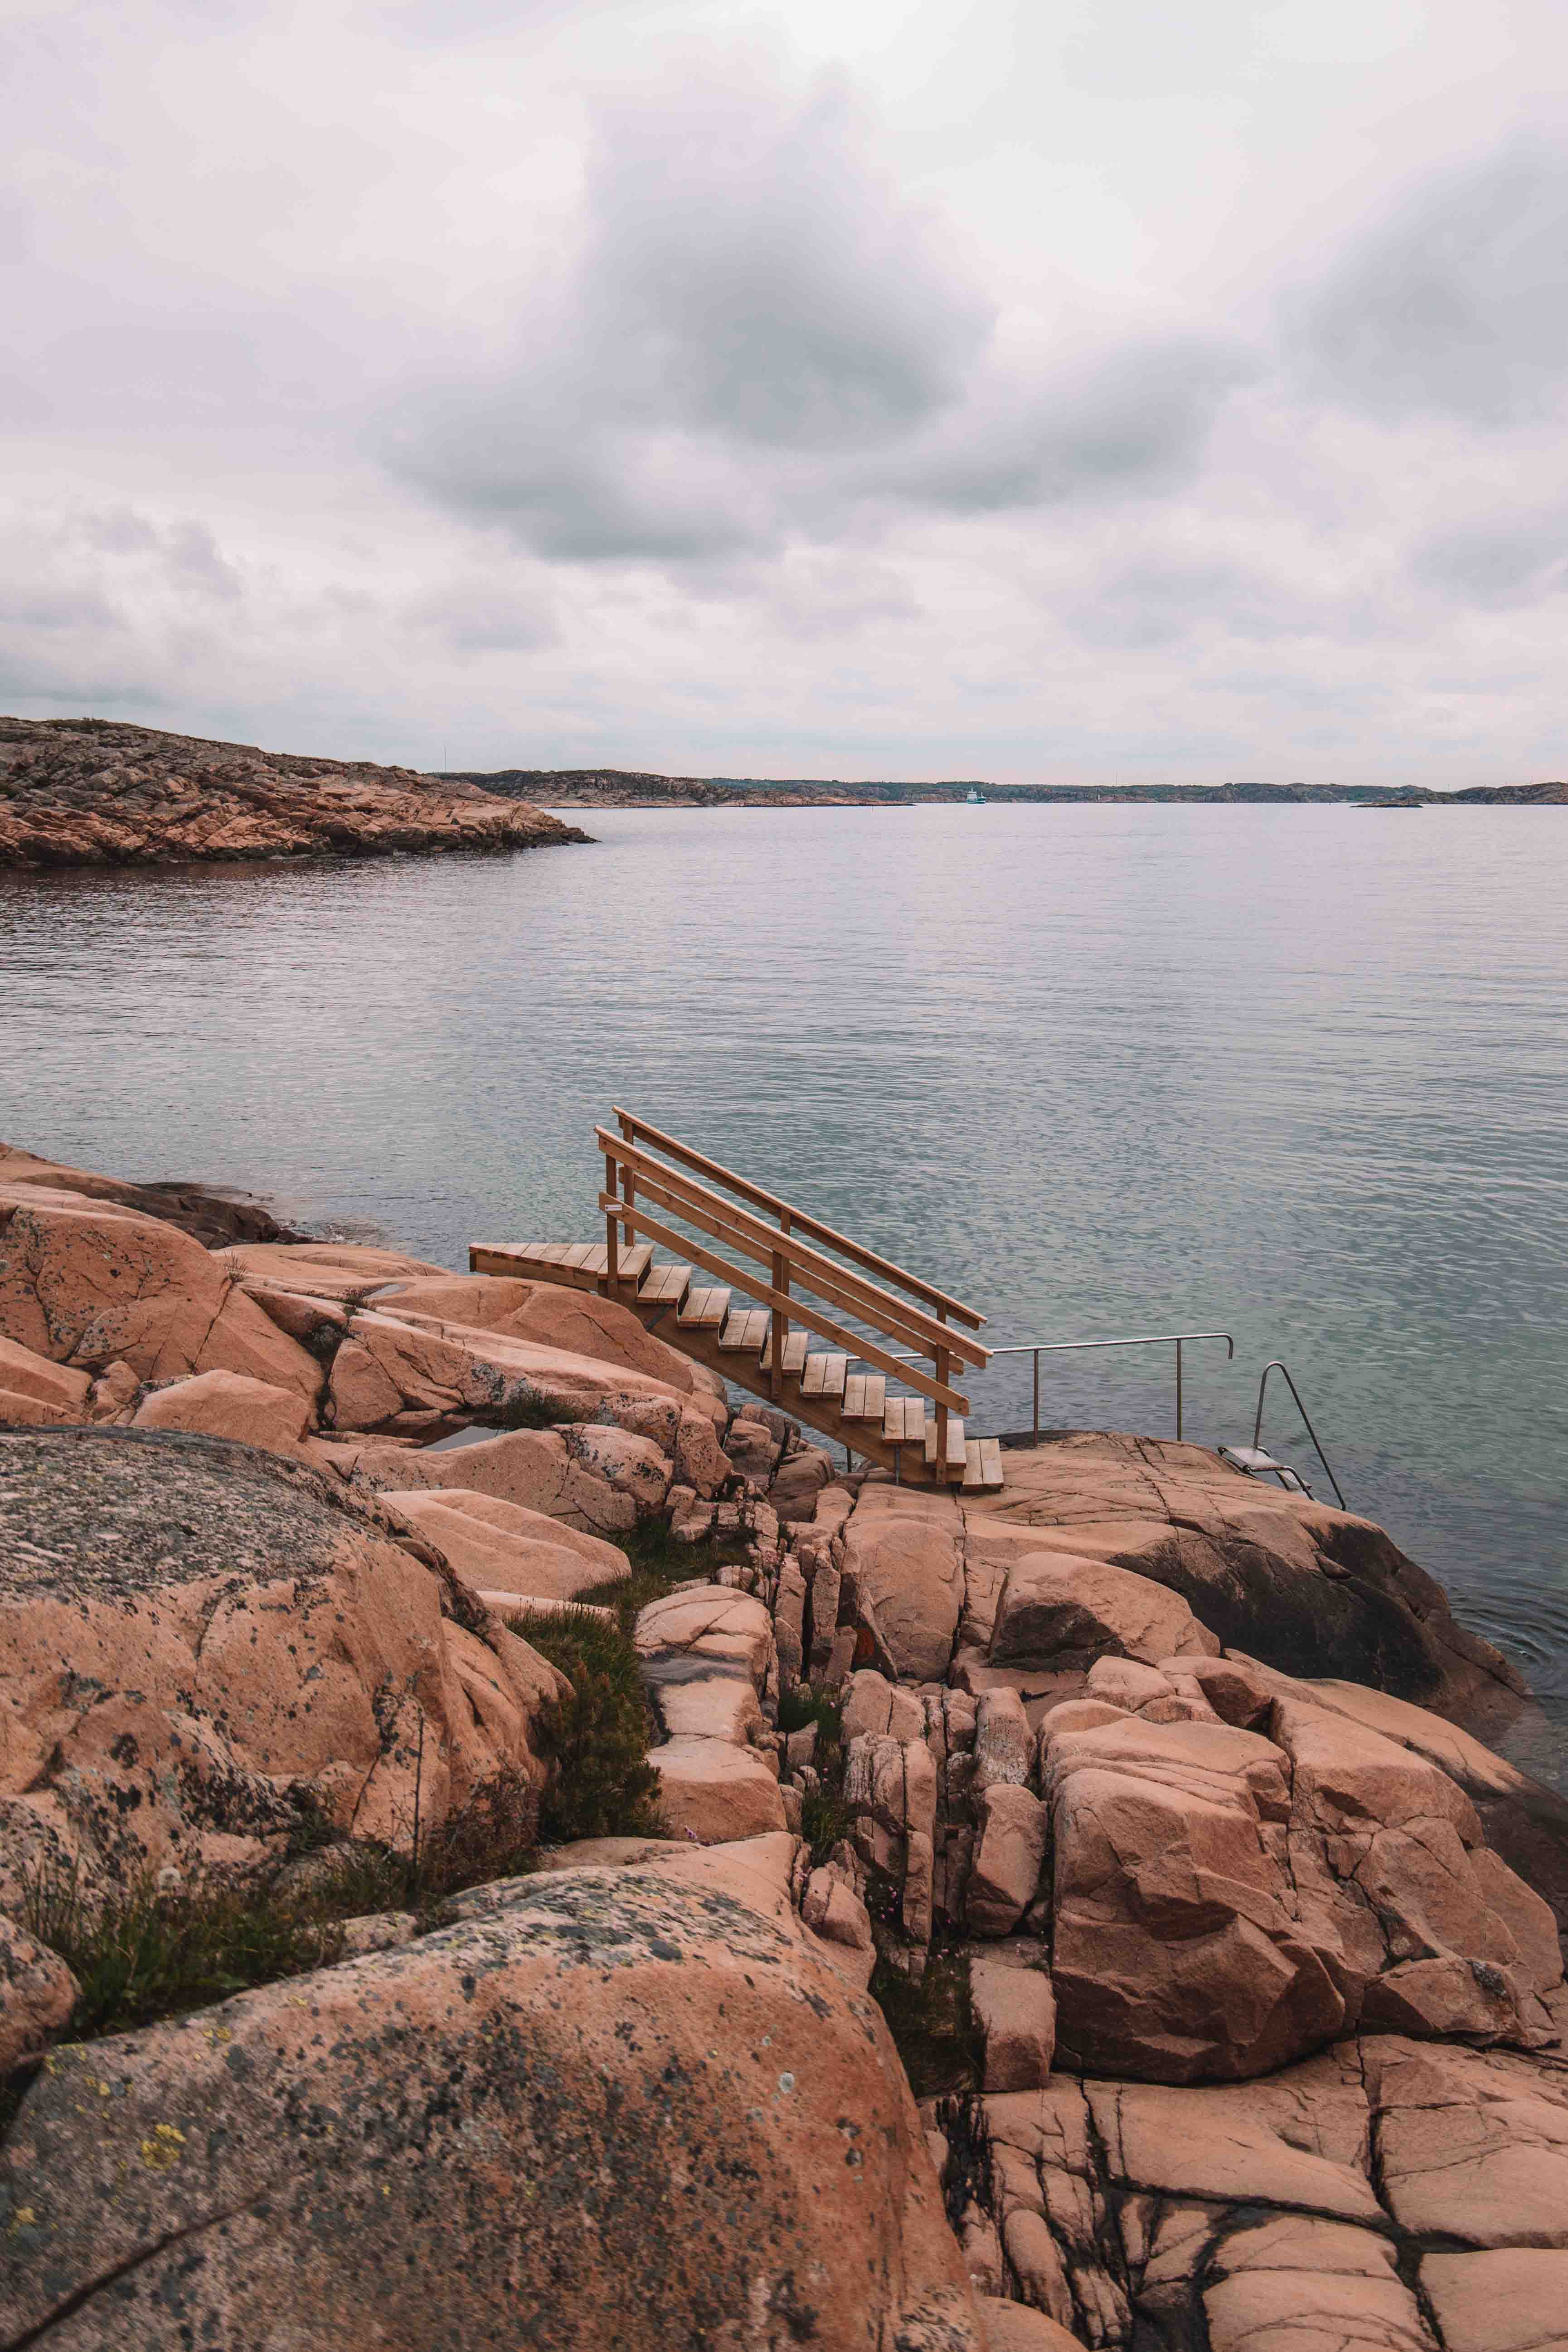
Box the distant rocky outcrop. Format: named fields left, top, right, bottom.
left=452, top=763, right=1568, bottom=808
left=0, top=717, right=590, bottom=868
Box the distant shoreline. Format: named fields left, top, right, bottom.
left=451, top=767, right=1568, bottom=811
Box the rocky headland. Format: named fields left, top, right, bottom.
left=0, top=718, right=589, bottom=868
left=2, top=1140, right=1566, bottom=2351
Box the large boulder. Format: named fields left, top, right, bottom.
left=843, top=1485, right=965, bottom=1682
left=0, top=1143, right=297, bottom=1249
left=327, top=1422, right=671, bottom=1535
left=0, top=1332, right=91, bottom=1426
left=217, top=1239, right=454, bottom=1304
left=0, top=1189, right=321, bottom=1405
left=1042, top=1701, right=1562, bottom=2083
left=0, top=1838, right=979, bottom=2350
left=964, top=1431, right=1528, bottom=1743
left=0, top=1427, right=564, bottom=1920
left=496, top=1279, right=726, bottom=1412
left=989, top=1551, right=1219, bottom=1670
left=325, top=1310, right=690, bottom=1434
left=378, top=1487, right=628, bottom=1604
left=132, top=1369, right=312, bottom=1455
left=649, top=1738, right=789, bottom=1840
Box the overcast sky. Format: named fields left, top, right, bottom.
left=4, top=0, right=1567, bottom=781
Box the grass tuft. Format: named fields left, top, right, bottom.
left=513, top=1607, right=664, bottom=1844
left=870, top=1945, right=984, bottom=2102
left=20, top=1862, right=333, bottom=2044
left=12, top=1766, right=542, bottom=2058
left=469, top=1391, right=576, bottom=1432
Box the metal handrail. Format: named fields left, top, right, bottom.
left=1252, top=1360, right=1346, bottom=1509
left=983, top=1331, right=1235, bottom=1444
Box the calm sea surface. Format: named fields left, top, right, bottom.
left=4, top=805, right=1566, bottom=1780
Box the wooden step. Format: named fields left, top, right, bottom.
left=759, top=1329, right=808, bottom=1376
left=841, top=1373, right=886, bottom=1422
left=801, top=1352, right=849, bottom=1400
left=679, top=1284, right=731, bottom=1330
left=609, top=1243, right=653, bottom=1284
left=883, top=1396, right=927, bottom=1443
left=925, top=1413, right=966, bottom=1471
left=962, top=1436, right=1004, bottom=1492
left=639, top=1262, right=693, bottom=1308
left=718, top=1307, right=769, bottom=1353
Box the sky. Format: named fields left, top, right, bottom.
left=3, top=0, right=1568, bottom=783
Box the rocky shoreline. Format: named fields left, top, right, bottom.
left=0, top=718, right=589, bottom=869
left=2, top=1140, right=1565, bottom=2350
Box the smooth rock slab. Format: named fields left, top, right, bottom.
left=649, top=1736, right=788, bottom=1842
left=971, top=1957, right=1057, bottom=2093
left=842, top=1485, right=964, bottom=1682
left=379, top=1485, right=629, bottom=1602
left=990, top=1550, right=1219, bottom=1669
left=132, top=1369, right=311, bottom=1455
left=1420, top=2249, right=1568, bottom=2352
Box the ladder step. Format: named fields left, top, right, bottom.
left=639, top=1262, right=693, bottom=1307
left=842, top=1373, right=886, bottom=1422
left=759, top=1329, right=808, bottom=1375
left=925, top=1414, right=965, bottom=1469
left=611, top=1243, right=653, bottom=1283
left=801, top=1352, right=849, bottom=1400
left=718, top=1307, right=769, bottom=1352
left=679, top=1285, right=731, bottom=1330
left=883, top=1396, right=927, bottom=1443
left=962, top=1436, right=1004, bottom=1492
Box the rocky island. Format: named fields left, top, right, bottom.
left=1, top=1139, right=1565, bottom=2351
left=0, top=717, right=588, bottom=868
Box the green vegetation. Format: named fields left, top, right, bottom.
left=870, top=1945, right=983, bottom=2101
left=514, top=1605, right=664, bottom=1843
left=470, top=1390, right=576, bottom=1431
left=578, top=1513, right=755, bottom=1636
left=22, top=1863, right=330, bottom=2044
left=778, top=1680, right=852, bottom=1866
left=13, top=1766, right=542, bottom=2056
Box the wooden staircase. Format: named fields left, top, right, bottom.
left=470, top=1111, right=1000, bottom=1490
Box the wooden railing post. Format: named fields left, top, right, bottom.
left=603, top=1148, right=619, bottom=1297
left=934, top=1303, right=949, bottom=1485
left=771, top=1209, right=790, bottom=1402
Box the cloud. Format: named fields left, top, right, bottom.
left=1410, top=508, right=1568, bottom=608
left=1289, top=136, right=1568, bottom=426
left=386, top=66, right=1245, bottom=562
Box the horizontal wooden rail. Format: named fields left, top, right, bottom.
left=595, top=1129, right=989, bottom=1371
left=597, top=1194, right=971, bottom=1414
left=612, top=1105, right=985, bottom=1330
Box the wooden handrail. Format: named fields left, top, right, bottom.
left=595, top=1129, right=989, bottom=1371
left=610, top=1165, right=975, bottom=1375
left=612, top=1106, right=985, bottom=1329
left=598, top=1192, right=971, bottom=1413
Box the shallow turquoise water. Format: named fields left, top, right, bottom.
left=4, top=803, right=1565, bottom=1772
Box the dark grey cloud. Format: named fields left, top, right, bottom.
left=873, top=335, right=1250, bottom=516
left=386, top=69, right=1246, bottom=563
left=1290, top=136, right=1568, bottom=426
left=1410, top=509, right=1568, bottom=607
